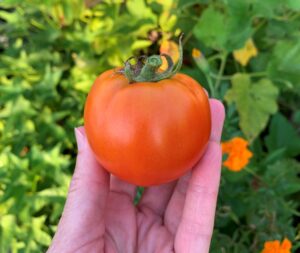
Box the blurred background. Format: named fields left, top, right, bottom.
left=0, top=0, right=300, bottom=252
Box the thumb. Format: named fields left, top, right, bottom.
left=66, top=127, right=110, bottom=218
left=48, top=127, right=109, bottom=252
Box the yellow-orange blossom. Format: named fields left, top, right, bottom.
left=233, top=38, right=258, bottom=66
left=159, top=40, right=179, bottom=70
left=221, top=137, right=253, bottom=171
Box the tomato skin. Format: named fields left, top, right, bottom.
left=84, top=69, right=211, bottom=186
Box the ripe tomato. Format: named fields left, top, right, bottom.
left=84, top=69, right=211, bottom=186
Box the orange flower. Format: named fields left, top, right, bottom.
left=159, top=40, right=179, bottom=71
left=261, top=238, right=292, bottom=253
left=221, top=137, right=253, bottom=171
left=281, top=238, right=292, bottom=251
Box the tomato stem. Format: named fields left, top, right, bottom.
left=123, top=34, right=184, bottom=83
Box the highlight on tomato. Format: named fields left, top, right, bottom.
left=84, top=35, right=211, bottom=186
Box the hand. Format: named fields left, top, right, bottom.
left=47, top=99, right=225, bottom=253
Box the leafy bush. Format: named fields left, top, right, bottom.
left=0, top=0, right=299, bottom=252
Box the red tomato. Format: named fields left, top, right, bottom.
left=84, top=69, right=211, bottom=186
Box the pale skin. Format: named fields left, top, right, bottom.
left=47, top=99, right=225, bottom=253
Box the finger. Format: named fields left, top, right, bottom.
left=164, top=171, right=191, bottom=234
left=49, top=127, right=109, bottom=252
left=174, top=100, right=224, bottom=253
left=209, top=99, right=225, bottom=143
left=202, top=87, right=209, bottom=97
left=136, top=181, right=177, bottom=253
left=104, top=176, right=137, bottom=253
left=110, top=175, right=136, bottom=200
left=138, top=181, right=177, bottom=217
left=67, top=127, right=110, bottom=218
left=175, top=142, right=221, bottom=253
left=165, top=99, right=225, bottom=236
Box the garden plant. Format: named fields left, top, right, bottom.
left=0, top=0, right=300, bottom=252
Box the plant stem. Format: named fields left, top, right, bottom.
left=210, top=72, right=231, bottom=80
left=244, top=167, right=261, bottom=180
left=290, top=12, right=300, bottom=20
left=248, top=71, right=267, bottom=78
left=210, top=71, right=267, bottom=80
left=182, top=30, right=193, bottom=46
left=123, top=34, right=184, bottom=83
left=253, top=19, right=266, bottom=34
left=207, top=54, right=222, bottom=62
left=214, top=53, right=227, bottom=95
left=207, top=76, right=216, bottom=98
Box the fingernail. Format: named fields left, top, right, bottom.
left=75, top=127, right=85, bottom=151
left=202, top=87, right=209, bottom=97
left=209, top=99, right=225, bottom=143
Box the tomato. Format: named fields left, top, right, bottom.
left=84, top=69, right=211, bottom=186
left=84, top=35, right=211, bottom=186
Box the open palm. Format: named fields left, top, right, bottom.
left=47, top=99, right=225, bottom=253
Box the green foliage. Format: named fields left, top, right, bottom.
left=265, top=114, right=300, bottom=158
left=225, top=74, right=279, bottom=141
left=267, top=40, right=300, bottom=93
left=0, top=0, right=300, bottom=252
left=212, top=159, right=300, bottom=253
left=193, top=5, right=252, bottom=51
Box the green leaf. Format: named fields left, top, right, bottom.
left=0, top=215, right=16, bottom=252
left=193, top=5, right=252, bottom=51
left=178, top=0, right=209, bottom=9
left=193, top=7, right=227, bottom=50
left=293, top=110, right=300, bottom=123
left=251, top=0, right=283, bottom=18
left=131, top=40, right=152, bottom=51
left=126, top=0, right=156, bottom=21
left=32, top=216, right=51, bottom=246
left=0, top=9, right=25, bottom=24
left=225, top=74, right=279, bottom=141
left=264, top=19, right=300, bottom=42
left=286, top=0, right=300, bottom=10
left=265, top=159, right=300, bottom=196
left=159, top=12, right=177, bottom=32
left=226, top=0, right=253, bottom=50
left=265, top=113, right=300, bottom=157
left=261, top=148, right=286, bottom=166
left=267, top=40, right=300, bottom=92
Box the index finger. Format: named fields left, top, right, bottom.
left=174, top=99, right=225, bottom=253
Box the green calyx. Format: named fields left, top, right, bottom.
left=122, top=34, right=183, bottom=83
